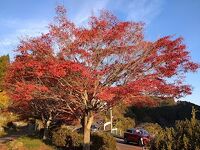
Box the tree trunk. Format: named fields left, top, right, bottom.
left=83, top=112, right=94, bottom=150
left=43, top=125, right=48, bottom=140
left=43, top=118, right=52, bottom=140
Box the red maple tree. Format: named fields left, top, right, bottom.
left=5, top=6, right=199, bottom=150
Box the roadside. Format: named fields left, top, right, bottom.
left=0, top=134, right=20, bottom=143
left=116, top=138, right=143, bottom=150
left=0, top=127, right=144, bottom=150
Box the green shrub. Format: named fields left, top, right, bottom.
left=52, top=126, right=83, bottom=149
left=140, top=123, right=162, bottom=136
left=0, top=112, right=18, bottom=126
left=91, top=132, right=117, bottom=150
left=150, top=127, right=175, bottom=150
left=0, top=91, right=10, bottom=110
left=150, top=107, right=200, bottom=150
left=0, top=112, right=19, bottom=137
left=0, top=126, right=6, bottom=137
left=114, top=117, right=135, bottom=133
left=52, top=127, right=117, bottom=150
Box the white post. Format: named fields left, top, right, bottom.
left=110, top=108, right=113, bottom=133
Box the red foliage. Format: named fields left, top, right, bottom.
left=5, top=6, right=199, bottom=121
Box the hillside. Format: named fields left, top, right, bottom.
left=126, top=101, right=200, bottom=127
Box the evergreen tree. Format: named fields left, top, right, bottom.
left=0, top=55, right=10, bottom=90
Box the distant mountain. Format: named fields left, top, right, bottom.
left=126, top=101, right=200, bottom=127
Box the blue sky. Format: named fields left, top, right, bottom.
left=0, top=0, right=199, bottom=105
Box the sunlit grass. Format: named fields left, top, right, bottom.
left=7, top=136, right=54, bottom=150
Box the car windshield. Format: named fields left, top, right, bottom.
left=91, top=125, right=97, bottom=129
left=126, top=129, right=133, bottom=133
left=140, top=129, right=149, bottom=135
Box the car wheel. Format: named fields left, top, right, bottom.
left=124, top=137, right=129, bottom=144
left=138, top=138, right=144, bottom=146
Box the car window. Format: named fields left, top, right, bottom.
left=126, top=129, right=133, bottom=133
left=91, top=125, right=97, bottom=129
left=140, top=129, right=149, bottom=135
left=135, top=129, right=140, bottom=133
left=135, top=129, right=142, bottom=134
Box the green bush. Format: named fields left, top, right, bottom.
left=91, top=132, right=117, bottom=150
left=150, top=107, right=200, bottom=150
left=140, top=123, right=162, bottom=136
left=114, top=117, right=135, bottom=133
left=150, top=127, right=175, bottom=150
left=0, top=126, right=6, bottom=137
left=52, top=127, right=117, bottom=150
left=0, top=112, right=19, bottom=137
left=52, top=126, right=83, bottom=149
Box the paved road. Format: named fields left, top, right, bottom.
left=0, top=135, right=19, bottom=143
left=116, top=138, right=143, bottom=150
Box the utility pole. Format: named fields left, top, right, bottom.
left=110, top=107, right=113, bottom=133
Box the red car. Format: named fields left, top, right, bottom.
left=124, top=128, right=151, bottom=146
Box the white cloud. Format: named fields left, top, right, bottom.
left=109, top=0, right=163, bottom=24
left=69, top=0, right=110, bottom=26
left=0, top=0, right=164, bottom=57
left=128, top=0, right=163, bottom=23
left=0, top=0, right=110, bottom=56
left=17, top=21, right=48, bottom=36
left=66, top=0, right=163, bottom=26
left=0, top=19, right=49, bottom=57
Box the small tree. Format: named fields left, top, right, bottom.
left=8, top=97, right=76, bottom=140
left=5, top=6, right=199, bottom=150
left=28, top=98, right=75, bottom=140
left=0, top=91, right=10, bottom=110
left=0, top=55, right=10, bottom=90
